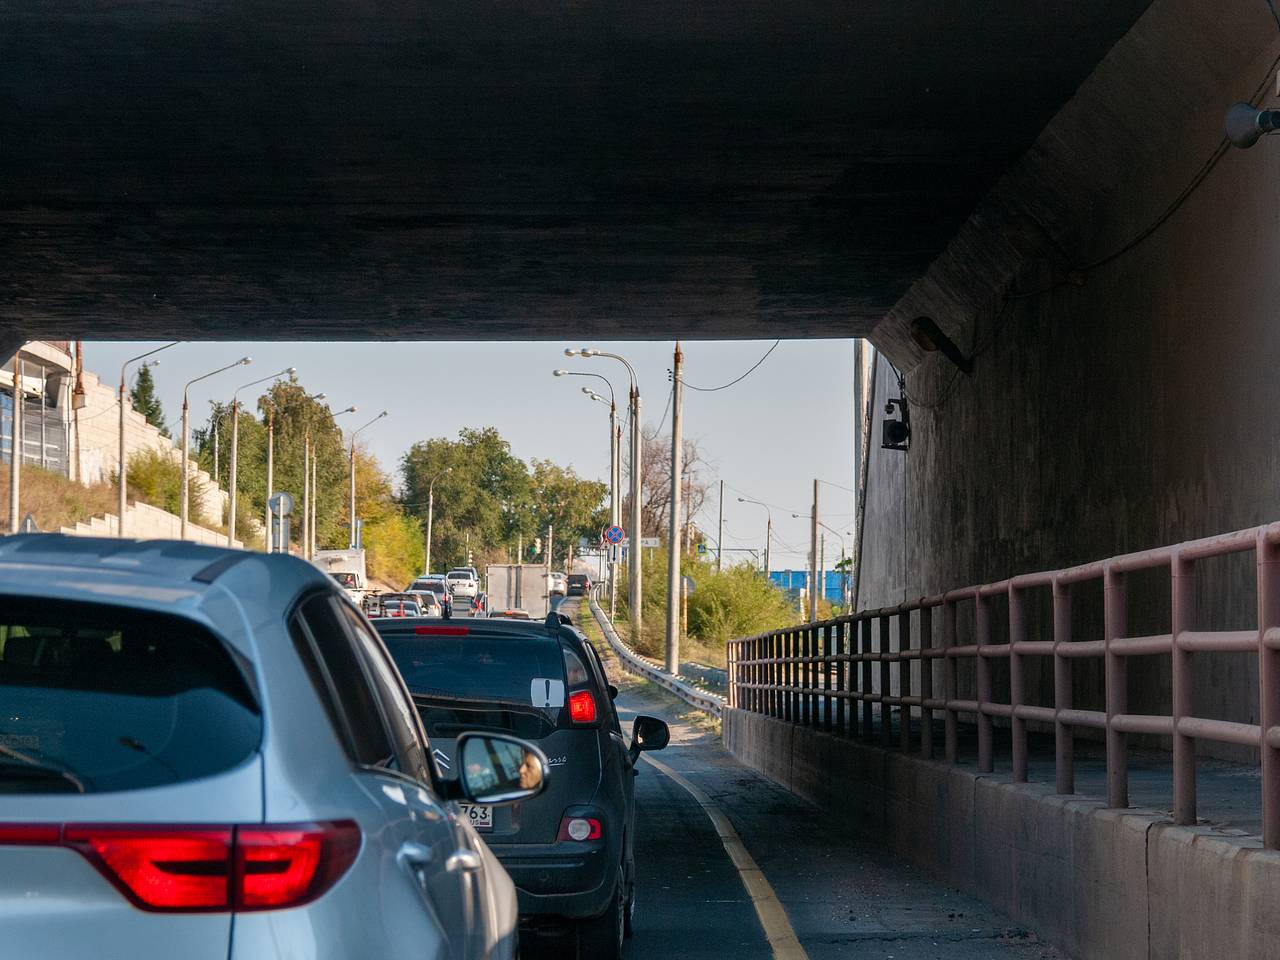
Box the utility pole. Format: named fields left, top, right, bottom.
left=310, top=456, right=318, bottom=557
left=265, top=407, right=275, bottom=552
left=764, top=514, right=772, bottom=579
left=8, top=351, right=22, bottom=534
left=809, top=478, right=819, bottom=622
left=819, top=533, right=826, bottom=615
left=546, top=524, right=553, bottom=605
left=302, top=431, right=310, bottom=559
left=630, top=383, right=643, bottom=644
left=665, top=343, right=683, bottom=675
left=716, top=479, right=724, bottom=572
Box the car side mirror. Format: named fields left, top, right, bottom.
left=628, top=714, right=670, bottom=763
left=455, top=733, right=549, bottom=805
left=607, top=684, right=619, bottom=701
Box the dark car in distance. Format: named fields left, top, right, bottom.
left=372, top=615, right=669, bottom=959
left=566, top=574, right=591, bottom=597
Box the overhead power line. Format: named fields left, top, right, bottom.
left=680, top=340, right=781, bottom=392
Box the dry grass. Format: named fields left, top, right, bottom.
left=0, top=465, right=118, bottom=532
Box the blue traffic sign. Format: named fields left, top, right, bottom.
left=603, top=524, right=626, bottom=544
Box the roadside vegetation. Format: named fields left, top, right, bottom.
left=0, top=465, right=117, bottom=533
left=614, top=551, right=799, bottom=665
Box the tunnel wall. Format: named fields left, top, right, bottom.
left=860, top=0, right=1280, bottom=760
left=724, top=708, right=1280, bottom=960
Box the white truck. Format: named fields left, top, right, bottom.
left=484, top=563, right=550, bottom=619
left=312, top=549, right=369, bottom=606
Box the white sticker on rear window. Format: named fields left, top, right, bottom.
left=531, top=678, right=566, bottom=708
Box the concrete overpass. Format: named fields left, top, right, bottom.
left=2, top=0, right=1150, bottom=348
left=7, top=1, right=1280, bottom=956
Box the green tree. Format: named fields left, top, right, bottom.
left=130, top=363, right=169, bottom=438
left=527, top=459, right=608, bottom=566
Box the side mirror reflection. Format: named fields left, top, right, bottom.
left=628, top=714, right=670, bottom=763
left=456, top=733, right=549, bottom=805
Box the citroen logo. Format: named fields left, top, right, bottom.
left=433, top=748, right=451, bottom=771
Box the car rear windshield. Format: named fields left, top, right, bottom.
left=411, top=579, right=446, bottom=593
left=446, top=572, right=472, bottom=580
left=0, top=599, right=261, bottom=794
left=379, top=634, right=567, bottom=737
left=568, top=575, right=588, bottom=585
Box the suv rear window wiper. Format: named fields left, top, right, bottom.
left=0, top=757, right=90, bottom=793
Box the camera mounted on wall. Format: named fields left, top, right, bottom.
left=882, top=396, right=910, bottom=451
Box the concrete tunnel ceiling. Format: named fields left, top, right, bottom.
left=0, top=1, right=1153, bottom=343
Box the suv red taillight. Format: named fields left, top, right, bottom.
left=557, top=816, right=603, bottom=842
left=568, top=689, right=598, bottom=724
left=3, top=821, right=359, bottom=913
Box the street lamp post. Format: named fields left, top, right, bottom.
left=314, top=405, right=356, bottom=556
left=567, top=348, right=641, bottom=643
left=182, top=357, right=251, bottom=540
left=299, top=392, right=326, bottom=560
left=227, top=366, right=294, bottom=548
left=793, top=514, right=848, bottom=611
left=577, top=383, right=621, bottom=617
left=553, top=368, right=621, bottom=607
left=349, top=411, right=388, bottom=548
left=118, top=342, right=178, bottom=536
left=424, top=467, right=450, bottom=574
left=738, top=497, right=772, bottom=578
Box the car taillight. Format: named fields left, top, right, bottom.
left=64, top=825, right=233, bottom=910
left=568, top=689, right=597, bottom=724
left=235, top=821, right=360, bottom=910
left=557, top=816, right=602, bottom=842
left=4, top=821, right=359, bottom=913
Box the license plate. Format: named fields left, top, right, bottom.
left=459, top=803, right=493, bottom=832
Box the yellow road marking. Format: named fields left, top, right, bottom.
left=643, top=755, right=810, bottom=960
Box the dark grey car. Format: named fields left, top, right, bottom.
left=372, top=616, right=669, bottom=959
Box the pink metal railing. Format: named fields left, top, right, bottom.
left=726, top=522, right=1280, bottom=848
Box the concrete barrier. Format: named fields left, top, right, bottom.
left=722, top=707, right=1280, bottom=960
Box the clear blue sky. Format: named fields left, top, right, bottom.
left=82, top=339, right=859, bottom=569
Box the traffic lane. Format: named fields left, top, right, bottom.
left=521, top=701, right=773, bottom=959
left=611, top=690, right=1063, bottom=960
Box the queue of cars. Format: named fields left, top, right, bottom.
left=0, top=536, right=664, bottom=959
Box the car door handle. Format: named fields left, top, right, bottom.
left=398, top=841, right=436, bottom=868
left=445, top=849, right=483, bottom=874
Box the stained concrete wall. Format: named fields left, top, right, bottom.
left=724, top=708, right=1280, bottom=960
left=860, top=0, right=1280, bottom=758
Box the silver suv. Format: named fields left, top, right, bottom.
left=0, top=535, right=547, bottom=960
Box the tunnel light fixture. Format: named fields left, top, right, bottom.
left=882, top=397, right=911, bottom=452
left=909, top=316, right=972, bottom=375
left=1225, top=102, right=1280, bottom=149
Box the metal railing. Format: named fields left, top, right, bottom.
left=727, top=521, right=1280, bottom=848
left=585, top=591, right=724, bottom=717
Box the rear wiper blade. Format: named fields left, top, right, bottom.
left=0, top=758, right=88, bottom=793
left=411, top=692, right=550, bottom=713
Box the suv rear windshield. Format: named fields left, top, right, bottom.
left=568, top=575, right=588, bottom=585
left=0, top=599, right=261, bottom=794
left=379, top=633, right=567, bottom=739
left=446, top=572, right=473, bottom=580
left=410, top=579, right=447, bottom=593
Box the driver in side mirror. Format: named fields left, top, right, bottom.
left=628, top=714, right=670, bottom=763
left=454, top=732, right=550, bottom=805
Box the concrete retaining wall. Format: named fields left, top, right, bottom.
left=60, top=500, right=239, bottom=548
left=723, top=708, right=1280, bottom=960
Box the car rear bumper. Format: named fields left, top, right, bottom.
left=486, top=841, right=613, bottom=920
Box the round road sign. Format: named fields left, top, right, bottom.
left=603, top=524, right=626, bottom=544
left=268, top=491, right=295, bottom=517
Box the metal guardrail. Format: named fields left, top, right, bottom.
left=585, top=591, right=724, bottom=718
left=727, top=521, right=1280, bottom=849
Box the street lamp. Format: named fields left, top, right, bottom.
left=182, top=357, right=251, bottom=539
left=311, top=405, right=355, bottom=557
left=738, top=497, right=772, bottom=578
left=424, top=467, right=451, bottom=575
left=118, top=341, right=179, bottom=536
left=793, top=514, right=848, bottom=609
left=227, top=366, right=295, bottom=548
left=301, top=392, right=326, bottom=561
left=554, top=368, right=622, bottom=611
left=567, top=347, right=642, bottom=645
left=349, top=410, right=388, bottom=548
left=581, top=386, right=623, bottom=619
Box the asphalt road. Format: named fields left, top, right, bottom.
left=526, top=614, right=1064, bottom=960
